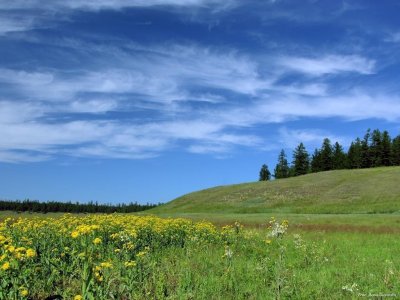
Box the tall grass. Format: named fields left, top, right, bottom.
left=1, top=214, right=398, bottom=299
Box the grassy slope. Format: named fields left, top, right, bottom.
left=152, top=167, right=400, bottom=214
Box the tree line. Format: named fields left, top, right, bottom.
left=259, top=128, right=400, bottom=181
left=0, top=199, right=159, bottom=214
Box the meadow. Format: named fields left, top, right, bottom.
left=1, top=168, right=400, bottom=299
left=0, top=212, right=399, bottom=299
left=152, top=167, right=400, bottom=214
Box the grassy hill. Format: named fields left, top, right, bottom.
left=152, top=167, right=400, bottom=214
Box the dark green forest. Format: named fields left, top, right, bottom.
left=260, top=128, right=400, bottom=180
left=0, top=199, right=158, bottom=214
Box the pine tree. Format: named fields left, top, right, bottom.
left=370, top=129, right=383, bottom=167
left=347, top=138, right=362, bottom=169
left=360, top=129, right=371, bottom=168
left=381, top=130, right=392, bottom=166
left=332, top=141, right=347, bottom=169
left=392, top=135, right=400, bottom=166
left=259, top=164, right=271, bottom=181
left=274, top=149, right=290, bottom=179
left=311, top=148, right=322, bottom=173
left=292, top=143, right=310, bottom=176
left=320, top=138, right=334, bottom=171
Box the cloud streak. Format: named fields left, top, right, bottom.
left=0, top=18, right=395, bottom=163
left=0, top=0, right=238, bottom=35
left=1, top=85, right=399, bottom=163
left=0, top=14, right=36, bottom=35
left=279, top=55, right=375, bottom=76
left=0, top=0, right=237, bottom=10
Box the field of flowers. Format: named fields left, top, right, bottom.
left=0, top=214, right=399, bottom=299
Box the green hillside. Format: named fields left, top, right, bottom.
left=152, top=167, right=400, bottom=214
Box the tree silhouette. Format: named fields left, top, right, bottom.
left=292, top=143, right=310, bottom=176
left=274, top=149, right=290, bottom=179
left=259, top=164, right=271, bottom=181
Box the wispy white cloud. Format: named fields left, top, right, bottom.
left=0, top=0, right=237, bottom=11
left=0, top=109, right=260, bottom=162
left=0, top=69, right=54, bottom=85
left=68, top=99, right=119, bottom=114
left=0, top=41, right=272, bottom=162
left=272, top=83, right=328, bottom=96
left=0, top=34, right=393, bottom=162
left=384, top=32, right=400, bottom=43
left=0, top=150, right=50, bottom=163
left=0, top=0, right=239, bottom=35
left=0, top=101, right=45, bottom=123
left=0, top=15, right=36, bottom=35
left=0, top=121, right=109, bottom=152
left=64, top=0, right=238, bottom=10
left=216, top=91, right=400, bottom=128
left=187, top=132, right=262, bottom=156
left=269, top=92, right=400, bottom=122
left=278, top=55, right=375, bottom=76
left=0, top=43, right=268, bottom=106
left=188, top=143, right=230, bottom=155
left=1, top=87, right=399, bottom=163
left=278, top=127, right=350, bottom=150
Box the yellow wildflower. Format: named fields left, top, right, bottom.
left=100, top=262, right=113, bottom=268
left=26, top=248, right=36, bottom=258
left=19, top=288, right=29, bottom=297
left=136, top=251, right=147, bottom=258
left=124, top=260, right=136, bottom=267
left=1, top=262, right=10, bottom=271
left=71, top=231, right=79, bottom=238
left=74, top=295, right=83, bottom=300
left=94, top=265, right=101, bottom=272
left=93, top=237, right=102, bottom=245
left=95, top=271, right=103, bottom=282
left=15, top=252, right=24, bottom=260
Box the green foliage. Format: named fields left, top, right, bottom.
left=259, top=164, right=271, bottom=181
left=274, top=128, right=399, bottom=180
left=2, top=215, right=399, bottom=299
left=391, top=135, right=400, bottom=165
left=370, top=129, right=383, bottom=167
left=274, top=150, right=290, bottom=179
left=381, top=131, right=392, bottom=166
left=347, top=138, right=362, bottom=169
left=361, top=129, right=372, bottom=168
left=0, top=215, right=219, bottom=299
left=0, top=199, right=158, bottom=214
left=320, top=138, right=333, bottom=171
left=311, top=148, right=322, bottom=173
left=292, top=143, right=310, bottom=176
left=332, top=141, right=346, bottom=169
left=311, top=141, right=346, bottom=172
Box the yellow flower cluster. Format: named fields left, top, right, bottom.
left=0, top=213, right=222, bottom=297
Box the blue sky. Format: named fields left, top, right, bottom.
left=1, top=0, right=400, bottom=204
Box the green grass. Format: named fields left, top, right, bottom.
left=143, top=231, right=400, bottom=299
left=141, top=166, right=400, bottom=298
left=151, top=167, right=400, bottom=214
left=1, top=212, right=399, bottom=298
left=2, top=168, right=400, bottom=298
left=147, top=212, right=400, bottom=231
